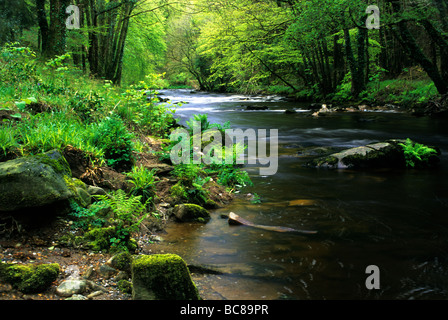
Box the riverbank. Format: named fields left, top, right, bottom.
left=0, top=47, right=244, bottom=300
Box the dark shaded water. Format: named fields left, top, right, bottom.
left=151, top=89, right=448, bottom=300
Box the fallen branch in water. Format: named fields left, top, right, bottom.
left=228, top=212, right=317, bottom=235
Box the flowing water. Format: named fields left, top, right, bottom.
left=149, top=89, right=448, bottom=300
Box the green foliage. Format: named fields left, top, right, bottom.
left=399, top=139, right=439, bottom=168
left=172, top=164, right=210, bottom=205
left=215, top=165, right=253, bottom=189
left=0, top=43, right=38, bottom=84
left=118, top=75, right=178, bottom=137
left=69, top=91, right=105, bottom=123
left=126, top=166, right=157, bottom=207
left=13, top=112, right=103, bottom=161
left=0, top=122, right=18, bottom=160
left=250, top=193, right=262, bottom=204
left=88, top=190, right=151, bottom=252
left=186, top=114, right=211, bottom=134
left=69, top=200, right=109, bottom=230
left=92, top=116, right=136, bottom=171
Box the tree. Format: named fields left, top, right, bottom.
left=384, top=0, right=448, bottom=95
left=0, top=0, right=35, bottom=45
left=35, top=0, right=70, bottom=57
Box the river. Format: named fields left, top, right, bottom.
left=149, top=89, right=448, bottom=300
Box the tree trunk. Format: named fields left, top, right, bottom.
left=344, top=27, right=367, bottom=98
left=35, top=0, right=49, bottom=53
left=46, top=0, right=70, bottom=57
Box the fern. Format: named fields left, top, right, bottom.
left=399, top=138, right=438, bottom=168
left=126, top=166, right=157, bottom=206
left=94, top=190, right=148, bottom=230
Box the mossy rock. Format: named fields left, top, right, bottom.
left=131, top=254, right=200, bottom=300
left=0, top=150, right=91, bottom=212
left=173, top=203, right=210, bottom=223
left=107, top=251, right=133, bottom=274
left=0, top=150, right=75, bottom=212
left=84, top=226, right=137, bottom=253
left=0, top=262, right=60, bottom=293
left=117, top=279, right=133, bottom=294
left=308, top=140, right=409, bottom=169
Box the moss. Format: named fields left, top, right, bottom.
left=84, top=226, right=117, bottom=252
left=117, top=279, right=133, bottom=294
left=64, top=176, right=91, bottom=207
left=109, top=251, right=133, bottom=273
left=34, top=150, right=72, bottom=176
left=0, top=150, right=76, bottom=211
left=170, top=182, right=187, bottom=201
left=131, top=254, right=200, bottom=300
left=0, top=262, right=60, bottom=293
left=84, top=226, right=137, bottom=253
left=309, top=155, right=339, bottom=168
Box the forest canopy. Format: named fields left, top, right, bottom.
left=2, top=0, right=447, bottom=104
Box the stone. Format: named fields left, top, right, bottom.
left=65, top=294, right=88, bottom=300
left=56, top=279, right=88, bottom=297
left=173, top=204, right=210, bottom=223
left=87, top=185, right=107, bottom=196
left=0, top=150, right=75, bottom=212
left=87, top=291, right=104, bottom=299
left=308, top=140, right=408, bottom=169
left=98, top=264, right=118, bottom=279
left=76, top=187, right=92, bottom=207
left=131, top=254, right=200, bottom=300
left=107, top=251, right=132, bottom=274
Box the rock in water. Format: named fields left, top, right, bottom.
left=131, top=254, right=200, bottom=300
left=308, top=140, right=409, bottom=169
left=0, top=150, right=86, bottom=212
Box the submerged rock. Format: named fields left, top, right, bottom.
left=131, top=254, right=200, bottom=300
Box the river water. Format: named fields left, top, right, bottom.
left=150, top=89, right=448, bottom=300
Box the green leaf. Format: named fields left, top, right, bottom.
left=15, top=101, right=27, bottom=111
left=24, top=97, right=37, bottom=104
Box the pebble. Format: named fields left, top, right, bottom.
left=87, top=291, right=104, bottom=299
left=56, top=279, right=88, bottom=297
left=65, top=294, right=88, bottom=300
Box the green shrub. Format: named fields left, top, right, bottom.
left=92, top=116, right=135, bottom=171
left=171, top=164, right=210, bottom=205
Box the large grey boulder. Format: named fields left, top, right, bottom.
left=0, top=150, right=85, bottom=212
